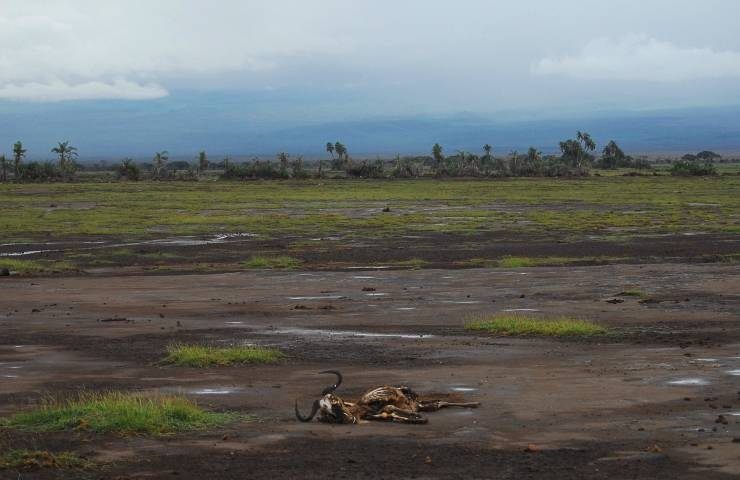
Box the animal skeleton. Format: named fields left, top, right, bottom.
left=295, top=370, right=480, bottom=424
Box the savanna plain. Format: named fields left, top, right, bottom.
left=0, top=175, right=739, bottom=479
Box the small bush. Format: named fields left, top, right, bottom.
left=1, top=392, right=237, bottom=435
left=163, top=344, right=285, bottom=367
left=466, top=314, right=606, bottom=337
left=670, top=160, right=717, bottom=176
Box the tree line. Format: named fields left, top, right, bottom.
left=0, top=133, right=721, bottom=183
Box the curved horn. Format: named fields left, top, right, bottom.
left=295, top=399, right=320, bottom=422
left=319, top=370, right=342, bottom=395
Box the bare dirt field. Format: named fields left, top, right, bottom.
left=1, top=262, right=739, bottom=479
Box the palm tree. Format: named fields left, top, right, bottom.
left=326, top=142, right=335, bottom=160
left=482, top=144, right=492, bottom=161
left=334, top=142, right=347, bottom=169
left=51, top=141, right=77, bottom=178
left=152, top=150, right=169, bottom=180
left=432, top=143, right=444, bottom=175
left=576, top=131, right=596, bottom=168
left=197, top=151, right=208, bottom=173
left=277, top=152, right=290, bottom=176
left=0, top=154, right=7, bottom=182
left=13, top=141, right=26, bottom=178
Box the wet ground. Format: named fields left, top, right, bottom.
left=1, top=263, right=739, bottom=479
left=1, top=231, right=738, bottom=273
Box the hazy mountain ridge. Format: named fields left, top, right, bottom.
left=1, top=96, right=739, bottom=159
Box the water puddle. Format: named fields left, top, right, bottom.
left=2, top=374, right=18, bottom=379
left=0, top=249, right=55, bottom=257
left=396, top=307, right=416, bottom=311
left=725, top=370, right=740, bottom=376
left=225, top=321, right=244, bottom=325
left=441, top=300, right=482, bottom=304
left=352, top=276, right=376, bottom=279
left=288, top=296, right=345, bottom=301
left=0, top=233, right=258, bottom=257
left=695, top=358, right=719, bottom=362
left=271, top=327, right=433, bottom=339
left=365, top=293, right=389, bottom=297
left=346, top=266, right=393, bottom=270
left=503, top=308, right=540, bottom=312
left=191, top=388, right=239, bottom=395
left=450, top=387, right=478, bottom=392
left=667, top=378, right=710, bottom=386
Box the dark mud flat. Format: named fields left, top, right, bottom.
left=0, top=263, right=739, bottom=479
left=2, top=232, right=738, bottom=274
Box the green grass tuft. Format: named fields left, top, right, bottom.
left=0, top=392, right=237, bottom=435
left=163, top=344, right=285, bottom=367
left=241, top=255, right=303, bottom=269
left=618, top=289, right=649, bottom=299
left=466, top=313, right=606, bottom=337
left=0, top=259, right=75, bottom=275
left=0, top=450, right=90, bottom=471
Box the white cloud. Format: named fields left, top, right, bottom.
left=532, top=34, right=740, bottom=81
left=0, top=1, right=348, bottom=101
left=0, top=79, right=168, bottom=102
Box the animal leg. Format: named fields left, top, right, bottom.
left=418, top=400, right=481, bottom=411
left=367, top=411, right=428, bottom=424
left=380, top=405, right=419, bottom=416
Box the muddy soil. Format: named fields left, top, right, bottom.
left=1, top=232, right=738, bottom=273
left=0, top=263, right=739, bottom=479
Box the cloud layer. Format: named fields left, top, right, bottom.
left=0, top=79, right=168, bottom=102
left=2, top=1, right=740, bottom=109
left=533, top=34, right=740, bottom=81
left=0, top=1, right=345, bottom=101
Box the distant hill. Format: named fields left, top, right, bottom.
left=1, top=94, right=739, bottom=159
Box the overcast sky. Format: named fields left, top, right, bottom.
left=2, top=0, right=740, bottom=118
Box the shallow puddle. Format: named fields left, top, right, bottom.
left=346, top=266, right=393, bottom=270
left=365, top=293, right=389, bottom=297
left=352, top=276, right=376, bottom=279
left=441, top=300, right=482, bottom=304
left=288, top=296, right=345, bottom=300
left=271, top=327, right=433, bottom=339
left=667, top=378, right=710, bottom=386
left=725, top=370, right=740, bottom=376
left=450, top=387, right=478, bottom=392
left=191, top=388, right=239, bottom=395
left=502, top=308, right=540, bottom=312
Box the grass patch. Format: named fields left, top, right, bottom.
left=0, top=450, right=90, bottom=471
left=497, top=256, right=572, bottom=268
left=0, top=392, right=237, bottom=435
left=0, top=258, right=76, bottom=275
left=163, top=344, right=285, bottom=367
left=466, top=313, right=607, bottom=337
left=241, top=255, right=303, bottom=269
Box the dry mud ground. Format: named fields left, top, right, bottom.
left=1, top=263, right=739, bottom=479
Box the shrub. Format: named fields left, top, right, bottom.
left=670, top=160, right=717, bottom=176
